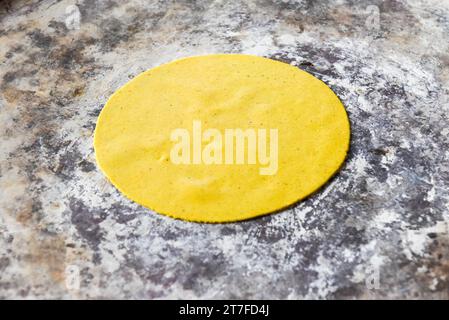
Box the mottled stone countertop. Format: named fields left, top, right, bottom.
left=1, top=0, right=448, bottom=299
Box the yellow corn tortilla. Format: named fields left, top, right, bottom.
left=94, top=54, right=350, bottom=222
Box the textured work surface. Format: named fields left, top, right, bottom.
left=0, top=0, right=448, bottom=299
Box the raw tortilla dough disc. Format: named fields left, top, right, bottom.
left=94, top=54, right=350, bottom=222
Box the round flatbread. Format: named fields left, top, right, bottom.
left=94, top=54, right=350, bottom=222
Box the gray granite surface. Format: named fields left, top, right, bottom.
left=0, top=0, right=449, bottom=299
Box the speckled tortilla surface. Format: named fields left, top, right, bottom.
left=94, top=54, right=350, bottom=222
